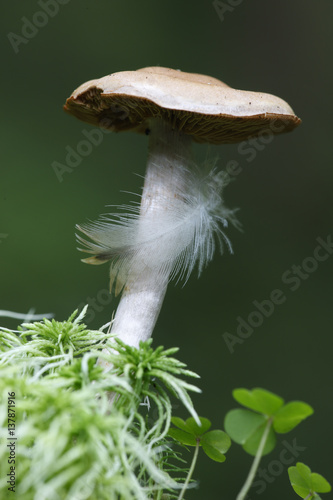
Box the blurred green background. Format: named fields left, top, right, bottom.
left=1, top=1, right=333, bottom=498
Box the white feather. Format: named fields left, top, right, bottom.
left=76, top=161, right=239, bottom=295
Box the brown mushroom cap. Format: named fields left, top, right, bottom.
left=64, top=66, right=301, bottom=144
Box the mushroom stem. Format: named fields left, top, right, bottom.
left=110, top=120, right=192, bottom=347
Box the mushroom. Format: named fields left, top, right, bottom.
left=64, top=66, right=300, bottom=349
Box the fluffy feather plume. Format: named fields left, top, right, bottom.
left=76, top=162, right=239, bottom=295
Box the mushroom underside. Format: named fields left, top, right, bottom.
left=64, top=89, right=300, bottom=144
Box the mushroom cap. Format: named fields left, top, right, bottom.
left=64, top=66, right=301, bottom=144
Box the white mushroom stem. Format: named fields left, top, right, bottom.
left=110, top=120, right=192, bottom=348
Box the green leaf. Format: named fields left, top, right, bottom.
left=170, top=417, right=189, bottom=433
left=168, top=416, right=212, bottom=446
left=296, top=462, right=312, bottom=486
left=288, top=463, right=331, bottom=498
left=185, top=416, right=211, bottom=436
left=242, top=422, right=276, bottom=456
left=311, top=473, right=332, bottom=493
left=201, top=443, right=226, bottom=462
left=274, top=402, right=314, bottom=433
left=201, top=430, right=231, bottom=462
left=224, top=409, right=266, bottom=444
left=169, top=417, right=231, bottom=463
left=224, top=409, right=276, bottom=456
left=168, top=428, right=197, bottom=446
left=233, top=388, right=284, bottom=416
left=289, top=465, right=311, bottom=498
left=170, top=416, right=211, bottom=437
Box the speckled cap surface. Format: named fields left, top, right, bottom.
left=64, top=66, right=301, bottom=144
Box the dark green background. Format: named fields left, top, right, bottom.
left=1, top=1, right=332, bottom=498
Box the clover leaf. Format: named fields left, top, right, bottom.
left=168, top=416, right=231, bottom=462
left=273, top=402, right=314, bottom=433
left=224, top=409, right=276, bottom=456
left=233, top=387, right=284, bottom=415
left=288, top=462, right=331, bottom=499
left=224, top=388, right=313, bottom=456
